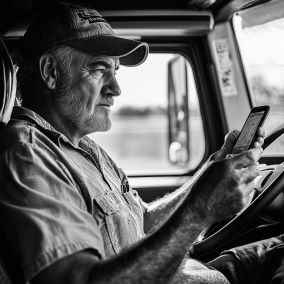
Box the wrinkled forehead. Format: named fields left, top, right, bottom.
left=88, top=55, right=120, bottom=69
left=60, top=47, right=120, bottom=69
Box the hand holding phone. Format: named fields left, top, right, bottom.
left=232, top=105, right=270, bottom=154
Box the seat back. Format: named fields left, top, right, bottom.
left=0, top=37, right=14, bottom=284
left=0, top=38, right=16, bottom=127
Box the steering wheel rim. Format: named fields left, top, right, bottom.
left=190, top=132, right=284, bottom=260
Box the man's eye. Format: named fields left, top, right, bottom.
left=91, top=68, right=105, bottom=75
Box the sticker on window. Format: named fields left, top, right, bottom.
left=214, top=38, right=237, bottom=96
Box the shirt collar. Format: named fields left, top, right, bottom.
left=11, top=106, right=70, bottom=141
left=11, top=106, right=97, bottom=151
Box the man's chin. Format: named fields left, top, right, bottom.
left=91, top=121, right=112, bottom=133
left=96, top=127, right=111, bottom=133
left=85, top=115, right=112, bottom=133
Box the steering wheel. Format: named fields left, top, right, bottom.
left=190, top=126, right=284, bottom=260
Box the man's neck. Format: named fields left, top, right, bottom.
left=24, top=103, right=85, bottom=146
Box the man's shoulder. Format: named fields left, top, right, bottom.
left=0, top=119, right=44, bottom=151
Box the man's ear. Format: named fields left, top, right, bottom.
left=39, top=54, right=57, bottom=90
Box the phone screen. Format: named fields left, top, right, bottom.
left=232, top=111, right=265, bottom=154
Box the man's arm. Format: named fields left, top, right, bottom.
left=143, top=162, right=209, bottom=234
left=32, top=149, right=261, bottom=284
left=143, top=129, right=264, bottom=234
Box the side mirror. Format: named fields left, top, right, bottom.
left=167, top=55, right=190, bottom=166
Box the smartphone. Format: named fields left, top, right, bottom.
left=232, top=105, right=270, bottom=154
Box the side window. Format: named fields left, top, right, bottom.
left=89, top=53, right=205, bottom=175
left=233, top=5, right=284, bottom=155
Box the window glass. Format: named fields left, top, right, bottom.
left=88, top=53, right=205, bottom=175
left=234, top=12, right=284, bottom=155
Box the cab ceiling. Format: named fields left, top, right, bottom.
left=0, top=0, right=271, bottom=33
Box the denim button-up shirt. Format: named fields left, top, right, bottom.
left=0, top=106, right=145, bottom=282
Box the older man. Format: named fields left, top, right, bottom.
left=0, top=2, right=263, bottom=283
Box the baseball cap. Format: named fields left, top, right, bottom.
left=20, top=2, right=149, bottom=66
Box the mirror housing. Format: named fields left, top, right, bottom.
left=167, top=55, right=190, bottom=166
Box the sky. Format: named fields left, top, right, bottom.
left=237, top=16, right=284, bottom=88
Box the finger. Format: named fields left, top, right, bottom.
left=239, top=177, right=259, bottom=207
left=253, top=137, right=264, bottom=147
left=211, top=130, right=239, bottom=161
left=218, top=130, right=240, bottom=159
left=237, top=164, right=260, bottom=184
left=224, top=130, right=239, bottom=146
left=240, top=185, right=256, bottom=208
left=230, top=148, right=262, bottom=169
left=253, top=141, right=260, bottom=148
left=257, top=127, right=265, bottom=138
left=253, top=143, right=264, bottom=155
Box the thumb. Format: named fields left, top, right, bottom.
left=222, top=130, right=239, bottom=152
left=214, top=130, right=239, bottom=161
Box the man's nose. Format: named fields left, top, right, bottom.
left=105, top=75, right=121, bottom=97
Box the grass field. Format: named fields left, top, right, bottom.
left=89, top=114, right=205, bottom=174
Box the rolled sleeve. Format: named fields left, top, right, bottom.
left=0, top=142, right=105, bottom=281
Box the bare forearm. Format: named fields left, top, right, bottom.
left=143, top=184, right=189, bottom=234
left=87, top=224, right=205, bottom=283
left=144, top=162, right=211, bottom=234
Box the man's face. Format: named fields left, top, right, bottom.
left=55, top=48, right=121, bottom=135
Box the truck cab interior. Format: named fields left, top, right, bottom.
left=1, top=0, right=284, bottom=282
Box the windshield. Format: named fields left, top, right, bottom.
left=233, top=3, right=284, bottom=155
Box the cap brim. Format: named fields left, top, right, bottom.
left=68, top=35, right=149, bottom=67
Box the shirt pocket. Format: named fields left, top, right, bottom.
left=122, top=190, right=144, bottom=231
left=93, top=192, right=121, bottom=254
